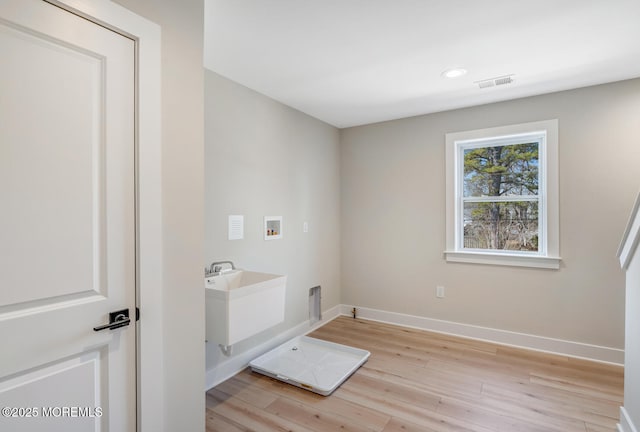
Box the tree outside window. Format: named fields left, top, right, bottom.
left=462, top=142, right=540, bottom=252
left=445, top=120, right=559, bottom=269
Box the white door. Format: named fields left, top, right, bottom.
left=0, top=0, right=136, bottom=431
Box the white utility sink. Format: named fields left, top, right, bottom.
left=205, top=270, right=286, bottom=347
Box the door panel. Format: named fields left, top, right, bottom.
left=1, top=16, right=104, bottom=307
left=0, top=1, right=136, bottom=430
left=0, top=351, right=103, bottom=432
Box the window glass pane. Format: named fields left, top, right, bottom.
left=463, top=201, right=539, bottom=251
left=463, top=142, right=538, bottom=197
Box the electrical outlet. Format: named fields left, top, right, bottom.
left=436, top=286, right=445, bottom=298
left=303, top=222, right=309, bottom=233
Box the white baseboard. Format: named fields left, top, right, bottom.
left=205, top=304, right=342, bottom=390
left=340, top=305, right=624, bottom=365
left=206, top=303, right=623, bottom=391
left=619, top=407, right=639, bottom=432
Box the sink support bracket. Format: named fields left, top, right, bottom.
left=219, top=344, right=233, bottom=356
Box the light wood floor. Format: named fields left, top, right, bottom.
left=206, top=316, right=624, bottom=432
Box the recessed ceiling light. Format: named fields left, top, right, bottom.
left=441, top=68, right=467, bottom=79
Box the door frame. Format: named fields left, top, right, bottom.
left=45, top=1, right=162, bottom=431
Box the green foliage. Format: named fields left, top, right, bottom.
left=463, top=143, right=538, bottom=197
left=462, top=142, right=539, bottom=251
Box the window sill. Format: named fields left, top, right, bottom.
left=444, top=251, right=561, bottom=269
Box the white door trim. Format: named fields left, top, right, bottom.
left=46, top=1, right=163, bottom=431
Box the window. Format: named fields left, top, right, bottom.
left=445, top=120, right=560, bottom=269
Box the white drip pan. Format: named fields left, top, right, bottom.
left=249, top=336, right=370, bottom=396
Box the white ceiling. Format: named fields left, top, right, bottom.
left=203, top=0, right=640, bottom=128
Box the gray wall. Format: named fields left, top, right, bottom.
left=340, top=78, right=640, bottom=349
left=112, top=0, right=205, bottom=430
left=204, top=70, right=341, bottom=368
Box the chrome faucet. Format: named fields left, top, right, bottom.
left=205, top=260, right=236, bottom=277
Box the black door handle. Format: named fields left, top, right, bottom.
left=93, top=308, right=130, bottom=331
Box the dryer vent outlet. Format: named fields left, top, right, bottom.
left=309, top=286, right=321, bottom=325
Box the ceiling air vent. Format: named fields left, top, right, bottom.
left=476, top=75, right=514, bottom=89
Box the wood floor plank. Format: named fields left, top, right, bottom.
left=265, top=396, right=380, bottom=432
left=206, top=316, right=623, bottom=432
left=434, top=396, right=573, bottom=432
left=214, top=375, right=279, bottom=409
left=382, top=417, right=440, bottom=432
left=586, top=422, right=621, bottom=432
left=205, top=410, right=249, bottom=432
left=232, top=370, right=392, bottom=431
left=341, top=371, right=442, bottom=411
left=481, top=381, right=620, bottom=425
left=357, top=363, right=483, bottom=401
left=207, top=391, right=316, bottom=432
left=331, top=377, right=495, bottom=432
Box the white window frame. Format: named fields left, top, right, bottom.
left=445, top=120, right=560, bottom=269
